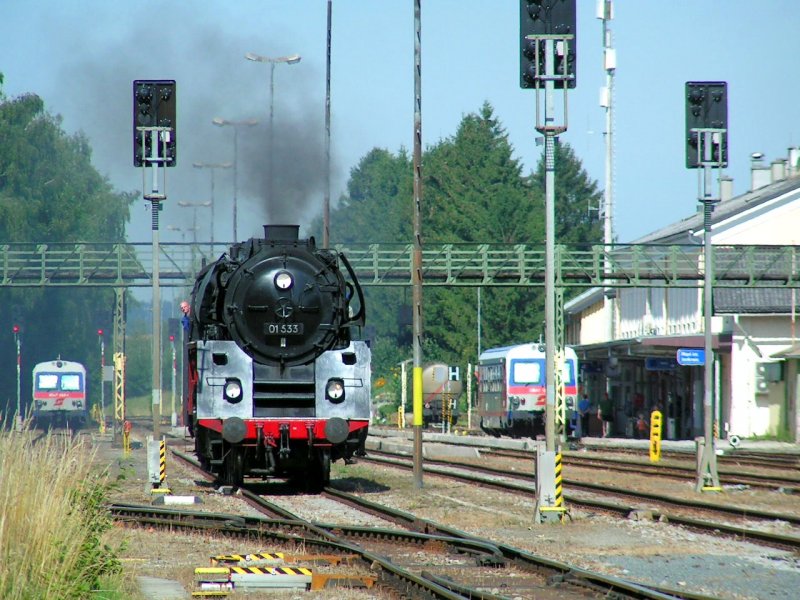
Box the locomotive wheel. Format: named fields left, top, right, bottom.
left=195, top=430, right=211, bottom=471
left=222, top=446, right=245, bottom=487
left=319, top=449, right=331, bottom=487
left=304, top=449, right=331, bottom=494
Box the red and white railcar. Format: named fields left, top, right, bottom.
left=32, top=359, right=88, bottom=428
left=477, top=343, right=578, bottom=437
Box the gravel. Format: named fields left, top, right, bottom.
left=94, top=431, right=800, bottom=599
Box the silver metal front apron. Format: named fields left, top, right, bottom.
left=315, top=341, right=371, bottom=421
left=195, top=340, right=371, bottom=422
left=195, top=340, right=253, bottom=421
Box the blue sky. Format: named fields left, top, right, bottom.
left=1, top=1, right=798, bottom=244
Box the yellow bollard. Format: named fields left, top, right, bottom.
left=649, top=410, right=663, bottom=462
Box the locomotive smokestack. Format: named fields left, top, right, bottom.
left=263, top=224, right=300, bottom=241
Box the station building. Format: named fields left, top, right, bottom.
left=565, top=149, right=800, bottom=442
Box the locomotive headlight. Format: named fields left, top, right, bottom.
left=274, top=271, right=294, bottom=290
left=325, top=378, right=345, bottom=403
left=223, top=378, right=243, bottom=403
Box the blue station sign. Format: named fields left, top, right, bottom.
left=645, top=357, right=678, bottom=371
left=677, top=348, right=705, bottom=366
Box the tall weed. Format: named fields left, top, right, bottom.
left=0, top=430, right=123, bottom=599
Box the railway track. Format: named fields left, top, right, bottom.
left=485, top=443, right=800, bottom=473
left=371, top=430, right=800, bottom=489
left=362, top=449, right=800, bottom=553
left=159, top=446, right=699, bottom=599
left=558, top=453, right=800, bottom=491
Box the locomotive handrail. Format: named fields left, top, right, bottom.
left=0, top=241, right=798, bottom=288
left=338, top=252, right=366, bottom=326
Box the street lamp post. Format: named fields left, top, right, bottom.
left=245, top=52, right=301, bottom=212
left=177, top=201, right=211, bottom=243
left=167, top=224, right=199, bottom=276
left=192, top=162, right=232, bottom=246
left=212, top=118, right=259, bottom=241
left=166, top=224, right=198, bottom=244
left=177, top=201, right=210, bottom=271
left=169, top=332, right=177, bottom=427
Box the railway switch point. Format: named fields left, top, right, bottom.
left=194, top=565, right=313, bottom=591
left=310, top=573, right=377, bottom=590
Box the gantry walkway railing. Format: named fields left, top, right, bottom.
left=1, top=241, right=799, bottom=288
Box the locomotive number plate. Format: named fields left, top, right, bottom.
left=264, top=322, right=304, bottom=336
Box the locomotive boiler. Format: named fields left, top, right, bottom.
left=185, top=225, right=370, bottom=490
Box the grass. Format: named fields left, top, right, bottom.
left=745, top=431, right=795, bottom=443
left=124, top=391, right=179, bottom=418
left=123, top=394, right=154, bottom=418
left=0, top=428, right=128, bottom=599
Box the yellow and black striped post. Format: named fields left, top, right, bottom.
left=534, top=445, right=568, bottom=523
left=147, top=435, right=170, bottom=494
left=159, top=438, right=167, bottom=484
left=649, top=410, right=662, bottom=463
left=553, top=451, right=564, bottom=512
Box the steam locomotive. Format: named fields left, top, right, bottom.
left=185, top=225, right=371, bottom=491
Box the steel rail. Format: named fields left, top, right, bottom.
left=362, top=453, right=800, bottom=551
left=168, top=448, right=680, bottom=599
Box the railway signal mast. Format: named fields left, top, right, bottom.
left=13, top=324, right=21, bottom=430
left=133, top=79, right=177, bottom=440
left=685, top=81, right=727, bottom=492
left=520, top=0, right=576, bottom=523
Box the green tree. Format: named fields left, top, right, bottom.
left=530, top=141, right=603, bottom=245
left=0, top=82, right=135, bottom=417
left=425, top=102, right=539, bottom=244
left=422, top=103, right=547, bottom=364
left=329, top=147, right=413, bottom=243
left=312, top=103, right=602, bottom=407
left=310, top=148, right=416, bottom=385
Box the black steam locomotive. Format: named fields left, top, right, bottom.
left=185, top=225, right=370, bottom=490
